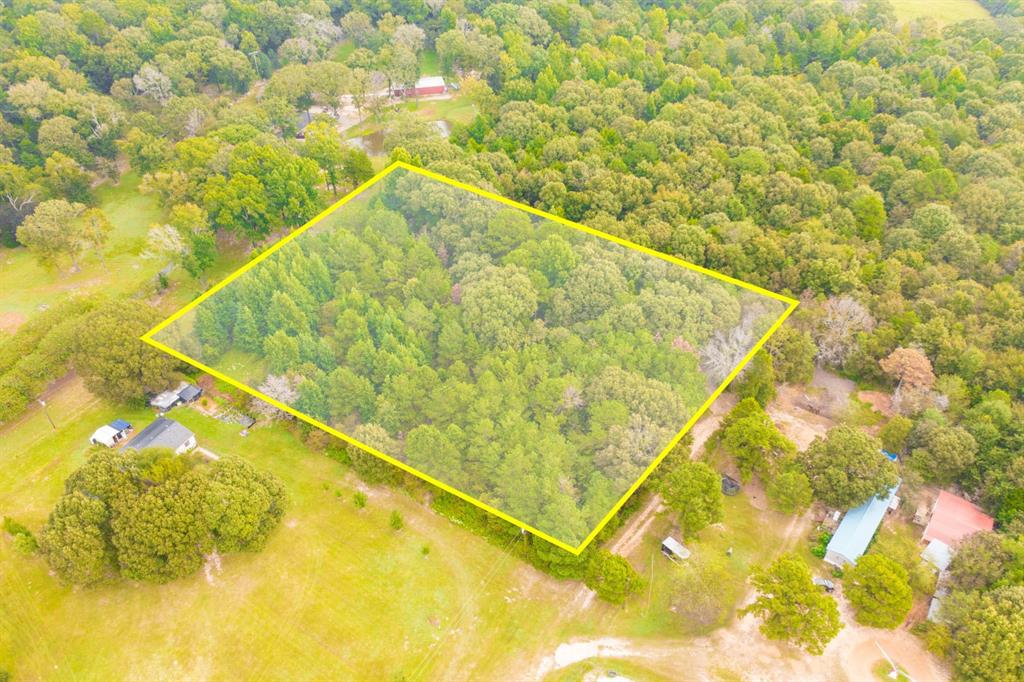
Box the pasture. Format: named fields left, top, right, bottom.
left=0, top=382, right=569, bottom=680
left=0, top=175, right=163, bottom=324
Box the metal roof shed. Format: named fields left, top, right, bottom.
left=90, top=425, right=121, bottom=447
left=150, top=390, right=182, bottom=410
left=661, top=536, right=691, bottom=561
left=824, top=484, right=900, bottom=567
left=177, top=384, right=202, bottom=403
left=921, top=539, right=953, bottom=571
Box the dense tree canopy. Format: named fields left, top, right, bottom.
left=0, top=2, right=1023, bottom=657
left=844, top=554, right=913, bottom=628
left=39, top=447, right=286, bottom=585
left=660, top=460, right=723, bottom=538
left=72, top=300, right=180, bottom=404
left=160, top=171, right=782, bottom=546
left=945, top=586, right=1024, bottom=682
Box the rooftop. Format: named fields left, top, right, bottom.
left=416, top=76, right=446, bottom=88
left=923, top=490, right=994, bottom=546
left=178, top=384, right=202, bottom=402
left=661, top=536, right=691, bottom=559
left=826, top=484, right=900, bottom=565
left=126, top=417, right=194, bottom=451
left=91, top=425, right=119, bottom=442
left=921, top=539, right=953, bottom=571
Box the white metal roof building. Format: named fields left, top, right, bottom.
left=90, top=425, right=121, bottom=447
left=661, top=536, right=691, bottom=561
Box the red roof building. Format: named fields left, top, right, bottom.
left=922, top=490, right=995, bottom=546
left=393, top=76, right=447, bottom=98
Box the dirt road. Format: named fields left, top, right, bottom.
left=534, top=523, right=947, bottom=682
left=563, top=396, right=739, bottom=616
left=534, top=604, right=948, bottom=682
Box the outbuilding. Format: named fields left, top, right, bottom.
left=177, top=383, right=203, bottom=403
left=921, top=539, right=953, bottom=571
left=922, top=490, right=994, bottom=546
left=149, top=381, right=203, bottom=410
left=661, top=536, right=691, bottom=562
left=824, top=484, right=900, bottom=567
left=150, top=389, right=183, bottom=411
left=295, top=111, right=314, bottom=139
left=125, top=417, right=196, bottom=455
left=394, top=75, right=447, bottom=98
left=89, top=419, right=133, bottom=447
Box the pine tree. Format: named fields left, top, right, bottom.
left=234, top=305, right=261, bottom=353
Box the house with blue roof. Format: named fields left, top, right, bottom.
left=824, top=483, right=901, bottom=567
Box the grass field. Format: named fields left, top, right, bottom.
left=344, top=95, right=477, bottom=144
left=0, top=175, right=164, bottom=322
left=398, top=96, right=477, bottom=125
left=572, top=493, right=797, bottom=640
left=332, top=39, right=356, bottom=62
left=0, top=381, right=573, bottom=680
left=421, top=48, right=440, bottom=75
left=0, top=371, right=813, bottom=679
left=891, top=0, right=990, bottom=24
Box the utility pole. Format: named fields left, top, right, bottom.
left=38, top=398, right=56, bottom=430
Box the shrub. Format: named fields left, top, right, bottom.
left=585, top=550, right=644, bottom=605
left=810, top=530, right=832, bottom=559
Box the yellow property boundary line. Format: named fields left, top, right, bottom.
left=142, top=161, right=799, bottom=555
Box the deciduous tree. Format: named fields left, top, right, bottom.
left=660, top=461, right=723, bottom=537
left=72, top=301, right=180, bottom=403
left=799, top=426, right=897, bottom=509
left=845, top=554, right=913, bottom=628
left=744, top=553, right=842, bottom=655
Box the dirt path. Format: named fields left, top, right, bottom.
left=535, top=609, right=947, bottom=682
left=563, top=397, right=739, bottom=617
left=607, top=494, right=664, bottom=560
left=688, top=393, right=736, bottom=456
left=527, top=400, right=943, bottom=682
left=532, top=505, right=946, bottom=682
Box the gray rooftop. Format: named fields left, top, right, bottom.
left=126, top=417, right=194, bottom=451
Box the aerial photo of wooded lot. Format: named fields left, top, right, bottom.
left=1, top=0, right=1024, bottom=680
left=153, top=165, right=791, bottom=548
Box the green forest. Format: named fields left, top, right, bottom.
left=158, top=168, right=785, bottom=545
left=1, top=0, right=1023, bottom=676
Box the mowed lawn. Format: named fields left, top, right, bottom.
left=0, top=175, right=165, bottom=321
left=0, top=381, right=566, bottom=681
left=891, top=0, right=990, bottom=24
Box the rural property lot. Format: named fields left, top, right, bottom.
left=146, top=164, right=796, bottom=552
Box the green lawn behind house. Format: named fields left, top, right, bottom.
left=0, top=380, right=569, bottom=681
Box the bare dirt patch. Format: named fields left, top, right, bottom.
left=767, top=368, right=854, bottom=449
left=858, top=390, right=895, bottom=418
left=0, top=310, right=26, bottom=334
